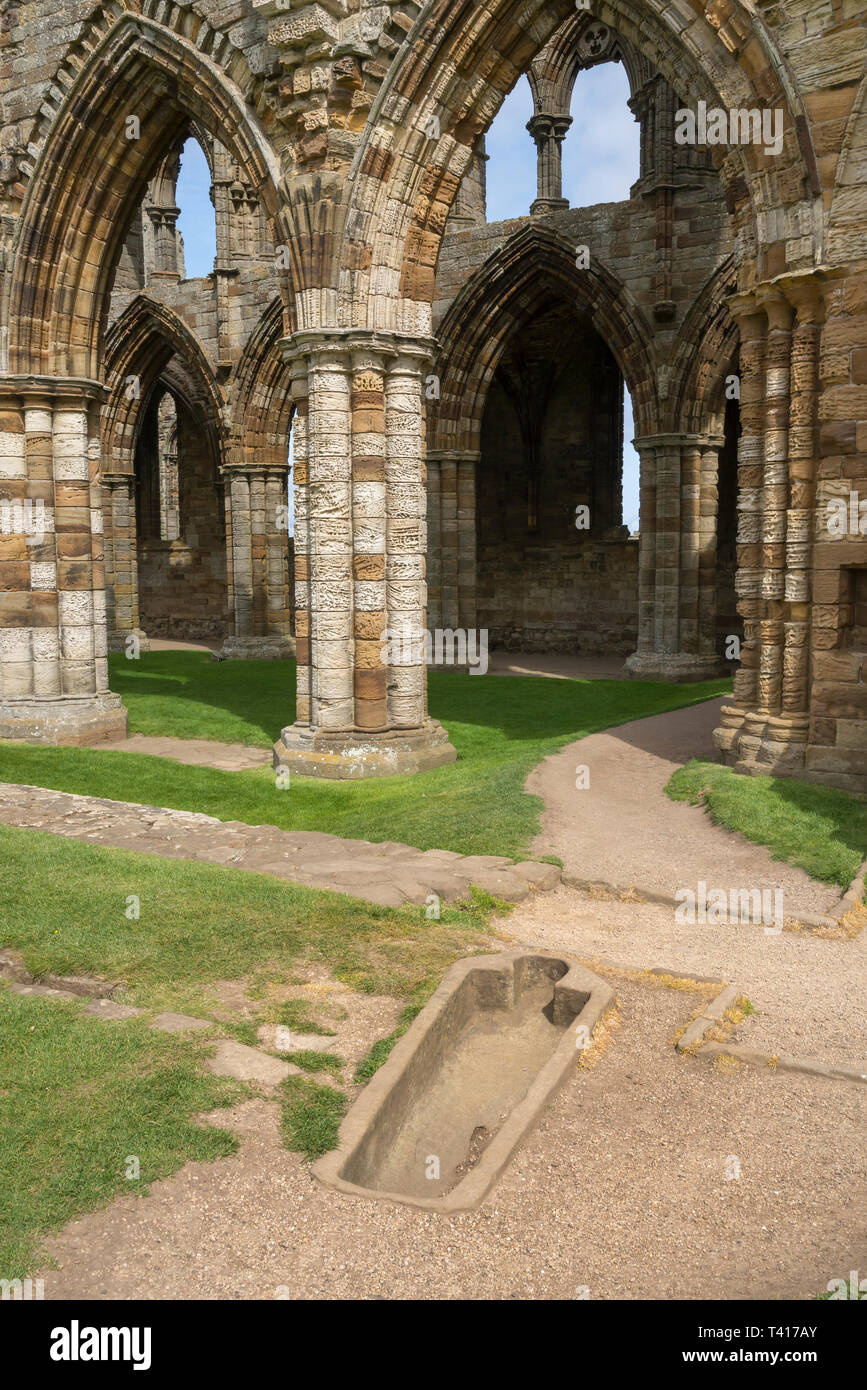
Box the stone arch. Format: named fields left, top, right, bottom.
left=527, top=9, right=650, bottom=117
left=227, top=298, right=295, bottom=470
left=102, top=294, right=225, bottom=474
left=5, top=11, right=287, bottom=380
left=432, top=223, right=658, bottom=456
left=665, top=258, right=743, bottom=667
left=338, top=0, right=820, bottom=334
left=669, top=258, right=741, bottom=437
left=15, top=1, right=275, bottom=189
left=219, top=296, right=296, bottom=659
left=828, top=63, right=867, bottom=266
left=427, top=223, right=652, bottom=652
left=100, top=294, right=228, bottom=646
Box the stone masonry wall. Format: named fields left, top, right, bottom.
left=476, top=311, right=637, bottom=654
left=137, top=395, right=227, bottom=639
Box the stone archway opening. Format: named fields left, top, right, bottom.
left=133, top=377, right=228, bottom=643
left=475, top=301, right=635, bottom=659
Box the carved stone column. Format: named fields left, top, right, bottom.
left=273, top=331, right=457, bottom=778
left=626, top=433, right=727, bottom=680
left=781, top=274, right=824, bottom=720
left=221, top=463, right=294, bottom=659
left=0, top=380, right=127, bottom=743
left=714, top=294, right=766, bottom=761
left=527, top=114, right=571, bottom=216
left=715, top=274, right=826, bottom=778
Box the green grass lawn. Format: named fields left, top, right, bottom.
left=666, top=760, right=867, bottom=888
left=107, top=650, right=292, bottom=747
left=0, top=823, right=494, bottom=1015
left=0, top=651, right=730, bottom=858
left=0, top=824, right=498, bottom=1275
left=0, top=987, right=242, bottom=1279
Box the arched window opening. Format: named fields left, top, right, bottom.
left=175, top=136, right=217, bottom=279
left=133, top=367, right=227, bottom=641
left=561, top=62, right=639, bottom=206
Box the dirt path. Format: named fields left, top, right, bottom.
left=14, top=695, right=867, bottom=1300
left=527, top=698, right=842, bottom=919
left=36, top=979, right=865, bottom=1301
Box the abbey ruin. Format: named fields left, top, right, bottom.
left=0, top=0, right=865, bottom=790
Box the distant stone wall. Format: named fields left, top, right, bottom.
left=474, top=315, right=637, bottom=655
left=479, top=537, right=638, bottom=656
left=137, top=397, right=227, bottom=639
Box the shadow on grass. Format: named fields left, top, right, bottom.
left=768, top=773, right=867, bottom=870
left=0, top=654, right=733, bottom=858
left=109, top=651, right=732, bottom=752
left=668, top=757, right=867, bottom=887
left=108, top=651, right=294, bottom=746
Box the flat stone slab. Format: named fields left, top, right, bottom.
left=151, top=1011, right=213, bottom=1033
left=89, top=734, right=272, bottom=771
left=205, top=1040, right=298, bottom=1085
left=0, top=782, right=561, bottom=908
left=6, top=980, right=142, bottom=1020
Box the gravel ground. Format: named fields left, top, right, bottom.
left=503, top=884, right=867, bottom=1072
left=19, top=692, right=867, bottom=1300
left=37, top=981, right=865, bottom=1301
left=528, top=698, right=842, bottom=919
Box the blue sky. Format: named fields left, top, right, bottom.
left=176, top=139, right=216, bottom=278
left=175, top=61, right=641, bottom=529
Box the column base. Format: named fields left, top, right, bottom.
left=713, top=705, right=809, bottom=778
left=625, top=651, right=729, bottom=682
left=272, top=718, right=457, bottom=780
left=220, top=635, right=296, bottom=661
left=107, top=629, right=150, bottom=655
left=0, top=692, right=128, bottom=746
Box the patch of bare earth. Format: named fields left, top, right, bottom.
left=37, top=980, right=865, bottom=1301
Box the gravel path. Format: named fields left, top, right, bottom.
left=36, top=981, right=865, bottom=1301
left=527, top=697, right=842, bottom=919
left=12, top=695, right=867, bottom=1299
left=503, top=884, right=867, bottom=1072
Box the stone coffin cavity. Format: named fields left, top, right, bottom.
left=314, top=950, right=614, bottom=1211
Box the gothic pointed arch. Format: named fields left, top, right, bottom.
left=336, top=0, right=820, bottom=333
left=668, top=258, right=741, bottom=437
left=227, top=298, right=295, bottom=470
left=102, top=294, right=225, bottom=475
left=5, top=12, right=289, bottom=380
left=431, top=222, right=657, bottom=457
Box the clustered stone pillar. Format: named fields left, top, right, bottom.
left=527, top=114, right=571, bottom=216
left=626, top=433, right=726, bottom=680
left=426, top=448, right=478, bottom=633
left=781, top=278, right=823, bottom=721
left=221, top=463, right=294, bottom=659
left=713, top=273, right=824, bottom=776
left=273, top=331, right=457, bottom=778
left=145, top=206, right=182, bottom=280
left=0, top=383, right=127, bottom=743
left=101, top=470, right=148, bottom=653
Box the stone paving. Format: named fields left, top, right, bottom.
left=90, top=733, right=272, bottom=771
left=0, top=781, right=560, bottom=908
